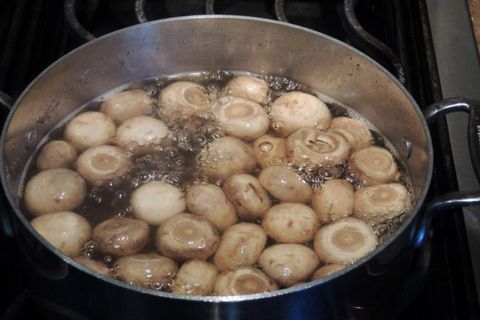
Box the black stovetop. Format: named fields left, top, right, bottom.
left=0, top=0, right=479, bottom=319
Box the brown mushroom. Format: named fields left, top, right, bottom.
left=258, top=166, right=312, bottom=203
left=214, top=267, right=278, bottom=296
left=312, top=179, right=354, bottom=224
left=171, top=260, right=218, bottom=296
left=100, top=89, right=153, bottom=123
left=64, top=111, right=116, bottom=150
left=311, top=264, right=344, bottom=280
left=348, top=146, right=400, bottom=186
left=329, top=117, right=372, bottom=150
left=222, top=75, right=270, bottom=104
left=36, top=140, right=77, bottom=171
left=252, top=135, right=287, bottom=168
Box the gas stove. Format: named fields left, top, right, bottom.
left=0, top=0, right=479, bottom=319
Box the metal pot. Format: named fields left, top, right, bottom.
left=1, top=16, right=479, bottom=320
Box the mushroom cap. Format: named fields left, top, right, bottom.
left=348, top=146, right=400, bottom=186
left=158, top=81, right=214, bottom=120
left=75, top=145, right=132, bottom=186
left=186, top=183, right=237, bottom=231
left=24, top=168, right=86, bottom=215
left=155, top=213, right=219, bottom=261
left=312, top=179, right=354, bottom=224
left=258, top=243, right=319, bottom=287
left=314, top=217, right=378, bottom=264
left=258, top=166, right=312, bottom=203
left=354, top=183, right=411, bottom=223
left=329, top=117, right=372, bottom=150
left=75, top=256, right=112, bottom=277
left=64, top=111, right=116, bottom=150
left=262, top=203, right=319, bottom=243
left=36, top=140, right=77, bottom=171
left=114, top=253, right=177, bottom=290
left=93, top=217, right=150, bottom=256
left=252, top=134, right=287, bottom=168
left=171, top=260, right=219, bottom=296
left=212, top=96, right=269, bottom=141
left=214, top=267, right=278, bottom=296
left=311, top=264, right=344, bottom=280
left=198, top=136, right=257, bottom=180
left=222, top=75, right=270, bottom=104
left=100, top=89, right=153, bottom=123
left=223, top=174, right=271, bottom=221
left=285, top=127, right=351, bottom=166
left=131, top=181, right=186, bottom=226
left=114, top=116, right=170, bottom=154
left=31, top=211, right=92, bottom=257
left=270, top=91, right=331, bottom=137
left=213, top=223, right=267, bottom=271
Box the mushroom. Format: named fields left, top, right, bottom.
left=311, top=264, right=344, bottom=280
left=75, top=256, right=112, bottom=277
left=348, top=146, right=400, bottom=186
left=171, top=260, right=219, bottom=296
left=222, top=75, right=270, bottom=104
left=223, top=174, right=271, bottom=221
left=214, top=267, right=278, bottom=296
left=258, top=243, right=319, bottom=287
left=158, top=81, right=214, bottom=119
left=155, top=213, right=219, bottom=261
left=186, top=183, right=237, bottom=231
left=211, top=96, right=269, bottom=141
left=114, top=116, right=170, bottom=154
left=114, top=253, right=177, bottom=290
left=270, top=91, right=331, bottom=137
left=93, top=217, right=149, bottom=256
left=311, top=179, right=354, bottom=224
left=213, top=223, right=266, bottom=271
left=354, top=183, right=411, bottom=223
left=131, top=181, right=186, bottom=226
left=36, top=140, right=77, bottom=171
left=64, top=111, right=116, bottom=150
left=252, top=135, right=287, bottom=168
left=329, top=116, right=372, bottom=150
left=198, top=136, right=257, bottom=180
left=258, top=166, right=312, bottom=203
left=24, top=168, right=86, bottom=215
left=75, top=145, right=132, bottom=186
left=31, top=211, right=91, bottom=257
left=262, top=203, right=318, bottom=243
left=285, top=127, right=351, bottom=166
left=313, top=217, right=378, bottom=265
left=100, top=89, right=153, bottom=123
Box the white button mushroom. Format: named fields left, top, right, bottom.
left=285, top=128, right=351, bottom=166
left=93, top=217, right=149, bottom=256
left=64, top=111, right=116, bottom=150
left=171, top=260, right=219, bottom=296
left=114, top=116, right=170, bottom=154
left=131, top=181, right=186, bottom=226
left=31, top=211, right=92, bottom=257
left=258, top=166, right=312, bottom=203
left=348, top=146, right=400, bottom=186
left=258, top=243, right=319, bottom=287
left=311, top=264, right=344, bottom=280
left=158, top=81, right=214, bottom=120
left=313, top=217, right=378, bottom=265
left=155, top=213, right=219, bottom=261
left=214, top=267, right=278, bottom=296
left=354, top=183, right=411, bottom=223
left=270, top=91, right=332, bottom=137
left=222, top=75, right=270, bottom=104
left=24, top=169, right=86, bottom=215
left=75, top=256, right=112, bottom=277
left=211, top=96, right=269, bottom=141
left=36, top=140, right=77, bottom=171
left=198, top=136, right=257, bottom=180
left=223, top=174, right=271, bottom=221
left=311, top=179, right=354, bottom=224
left=114, top=253, right=177, bottom=290
left=75, top=145, right=132, bottom=186
left=262, top=203, right=318, bottom=243
left=213, top=223, right=267, bottom=271
left=329, top=117, right=372, bottom=150
left=100, top=89, right=153, bottom=123
left=252, top=135, right=287, bottom=168
left=186, top=183, right=237, bottom=231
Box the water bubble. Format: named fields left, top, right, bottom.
left=258, top=141, right=273, bottom=153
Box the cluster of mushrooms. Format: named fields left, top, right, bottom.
left=23, top=74, right=412, bottom=296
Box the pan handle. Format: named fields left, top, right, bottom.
left=414, top=97, right=480, bottom=247
left=0, top=91, right=13, bottom=238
